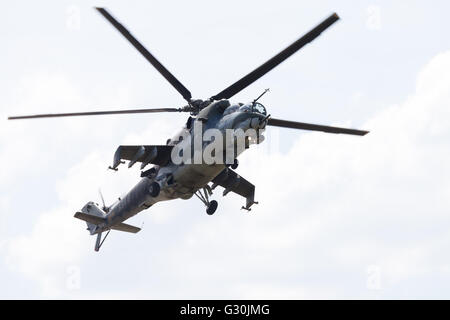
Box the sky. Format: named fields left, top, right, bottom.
left=0, top=0, right=449, bottom=299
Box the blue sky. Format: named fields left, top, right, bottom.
left=1, top=0, right=450, bottom=299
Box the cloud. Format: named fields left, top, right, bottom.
left=151, top=50, right=450, bottom=299
left=2, top=51, right=450, bottom=299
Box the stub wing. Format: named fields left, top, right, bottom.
left=111, top=145, right=173, bottom=170
left=211, top=168, right=257, bottom=210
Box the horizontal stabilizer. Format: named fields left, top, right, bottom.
left=111, top=222, right=141, bottom=233
left=74, top=212, right=105, bottom=225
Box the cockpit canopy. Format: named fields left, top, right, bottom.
left=224, top=102, right=267, bottom=116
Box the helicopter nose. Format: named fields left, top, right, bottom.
left=250, top=117, right=259, bottom=129
left=250, top=117, right=264, bottom=129
left=251, top=114, right=267, bottom=130
left=231, top=112, right=266, bottom=131
left=259, top=116, right=267, bottom=129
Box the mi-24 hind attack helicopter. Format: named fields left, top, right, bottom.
left=8, top=8, right=369, bottom=251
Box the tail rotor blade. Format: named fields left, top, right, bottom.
left=98, top=189, right=106, bottom=210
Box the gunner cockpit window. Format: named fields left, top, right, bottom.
left=252, top=102, right=267, bottom=115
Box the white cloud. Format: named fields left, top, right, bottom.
left=2, top=49, right=450, bottom=299
left=366, top=5, right=382, bottom=31
left=152, top=50, right=450, bottom=299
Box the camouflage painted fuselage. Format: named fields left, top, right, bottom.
left=92, top=100, right=267, bottom=233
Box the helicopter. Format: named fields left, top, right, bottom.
left=8, top=8, right=368, bottom=251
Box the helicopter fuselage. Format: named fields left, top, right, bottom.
left=89, top=99, right=268, bottom=233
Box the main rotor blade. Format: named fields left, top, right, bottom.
left=211, top=13, right=340, bottom=101
left=8, top=107, right=182, bottom=120
left=267, top=118, right=369, bottom=136
left=95, top=7, right=192, bottom=102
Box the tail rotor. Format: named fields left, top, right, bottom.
left=98, top=189, right=109, bottom=213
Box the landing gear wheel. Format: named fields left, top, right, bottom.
left=231, top=159, right=239, bottom=170
left=149, top=182, right=160, bottom=197
left=206, top=200, right=218, bottom=215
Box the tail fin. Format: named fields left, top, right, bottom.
left=74, top=201, right=141, bottom=252
left=74, top=202, right=106, bottom=235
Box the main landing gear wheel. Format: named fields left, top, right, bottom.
left=195, top=186, right=218, bottom=215
left=149, top=182, right=160, bottom=197
left=206, top=200, right=218, bottom=215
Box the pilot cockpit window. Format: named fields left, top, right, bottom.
left=252, top=102, right=267, bottom=115
left=223, top=104, right=240, bottom=116
left=239, top=104, right=252, bottom=113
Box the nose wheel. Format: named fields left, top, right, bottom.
left=195, top=186, right=218, bottom=215
left=206, top=200, right=218, bottom=215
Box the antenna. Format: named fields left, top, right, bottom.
left=253, top=88, right=270, bottom=104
